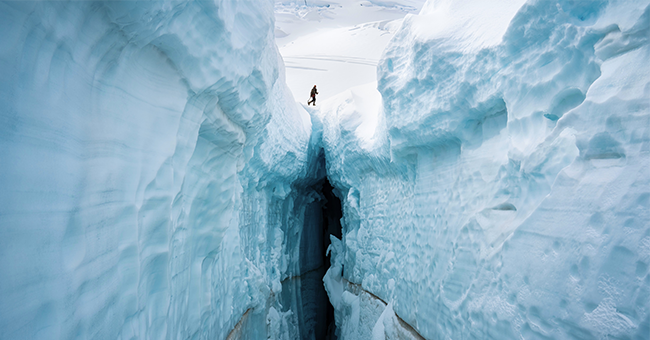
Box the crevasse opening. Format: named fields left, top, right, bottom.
left=280, top=147, right=342, bottom=340
left=316, top=177, right=343, bottom=339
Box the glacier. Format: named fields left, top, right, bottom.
left=0, top=0, right=649, bottom=340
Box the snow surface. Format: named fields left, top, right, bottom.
left=275, top=0, right=424, bottom=102
left=318, top=0, right=650, bottom=338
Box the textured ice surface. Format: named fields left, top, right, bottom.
left=0, top=1, right=323, bottom=339
left=319, top=0, right=650, bottom=338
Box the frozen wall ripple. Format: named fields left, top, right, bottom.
left=0, top=1, right=318, bottom=339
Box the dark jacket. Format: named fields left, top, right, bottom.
left=310, top=87, right=318, bottom=97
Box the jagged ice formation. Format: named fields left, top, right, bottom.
left=319, top=0, right=650, bottom=339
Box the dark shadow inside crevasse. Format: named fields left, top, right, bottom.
left=319, top=178, right=342, bottom=340
left=296, top=176, right=341, bottom=340
left=279, top=148, right=343, bottom=339
left=280, top=149, right=343, bottom=340
left=321, top=179, right=343, bottom=255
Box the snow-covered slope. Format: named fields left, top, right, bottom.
left=275, top=0, right=425, bottom=101
left=0, top=1, right=322, bottom=339
left=319, top=0, right=650, bottom=338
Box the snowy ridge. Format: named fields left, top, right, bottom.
left=0, top=1, right=316, bottom=339
left=319, top=0, right=650, bottom=338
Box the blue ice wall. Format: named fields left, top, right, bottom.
left=319, top=0, right=650, bottom=339
left=0, top=1, right=320, bottom=339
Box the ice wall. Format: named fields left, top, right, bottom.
left=0, top=1, right=322, bottom=339
left=319, top=0, right=650, bottom=338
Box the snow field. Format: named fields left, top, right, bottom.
left=275, top=0, right=425, bottom=102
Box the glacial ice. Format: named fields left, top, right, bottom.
left=0, top=1, right=326, bottom=339
left=318, top=0, right=650, bottom=339
left=1, top=0, right=649, bottom=339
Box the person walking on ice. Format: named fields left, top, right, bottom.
left=307, top=85, right=318, bottom=106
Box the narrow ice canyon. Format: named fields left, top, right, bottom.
left=0, top=1, right=648, bottom=339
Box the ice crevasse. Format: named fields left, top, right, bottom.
left=0, top=1, right=649, bottom=340
left=318, top=0, right=650, bottom=339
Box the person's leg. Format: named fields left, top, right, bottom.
left=313, top=97, right=316, bottom=106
